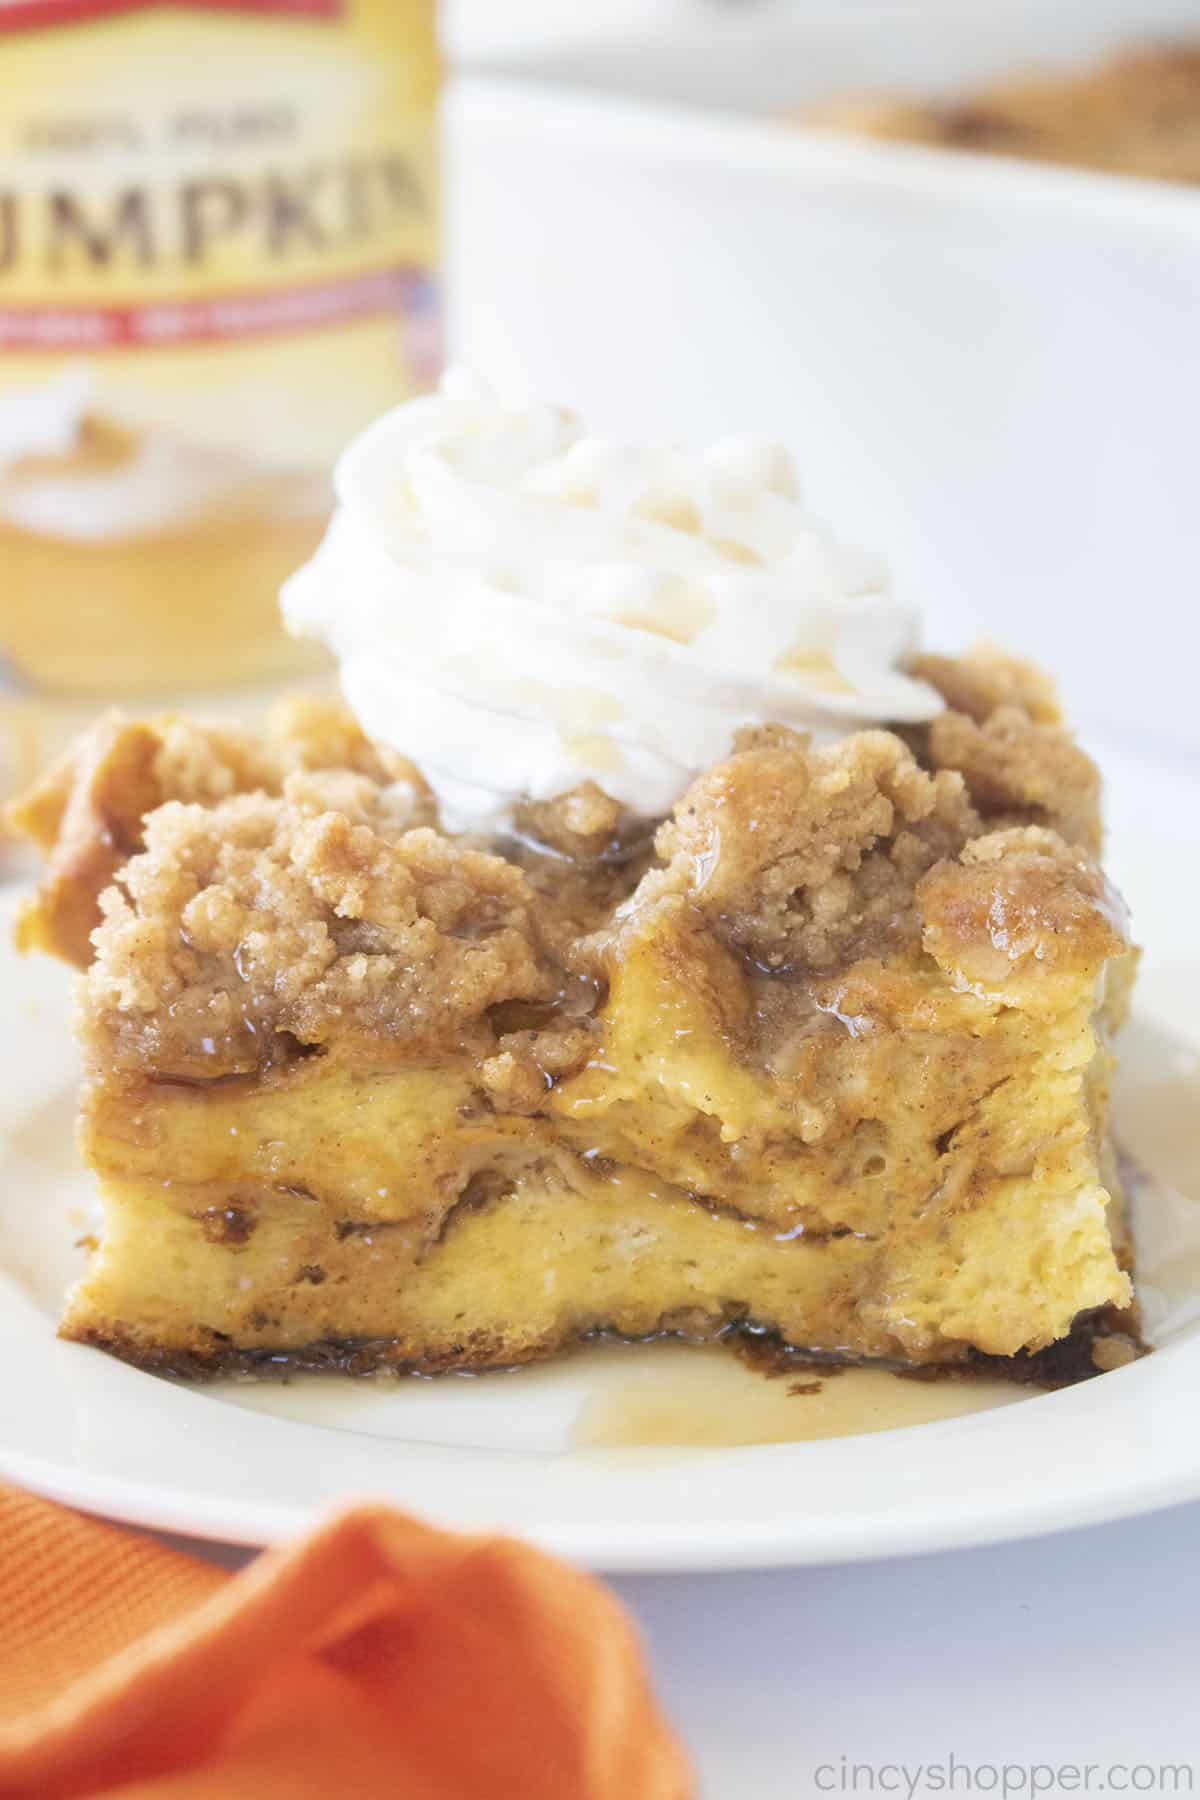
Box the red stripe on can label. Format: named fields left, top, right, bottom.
left=0, top=266, right=432, bottom=350
left=0, top=0, right=340, bottom=32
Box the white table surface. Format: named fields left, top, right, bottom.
left=153, top=1500, right=1200, bottom=1798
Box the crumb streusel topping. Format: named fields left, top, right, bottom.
left=12, top=650, right=1113, bottom=1110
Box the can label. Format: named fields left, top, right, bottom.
left=0, top=0, right=438, bottom=696
left=0, top=0, right=439, bottom=460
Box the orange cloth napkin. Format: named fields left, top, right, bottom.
left=0, top=1485, right=693, bottom=1800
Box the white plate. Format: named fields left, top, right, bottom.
left=2, top=741, right=1198, bottom=1571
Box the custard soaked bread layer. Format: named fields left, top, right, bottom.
left=11, top=652, right=1136, bottom=1378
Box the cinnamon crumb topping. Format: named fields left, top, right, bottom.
left=644, top=727, right=979, bottom=972
left=806, top=43, right=1200, bottom=185
left=9, top=649, right=1123, bottom=1112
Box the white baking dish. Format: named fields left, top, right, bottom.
left=446, top=29, right=1200, bottom=755
left=450, top=0, right=1200, bottom=114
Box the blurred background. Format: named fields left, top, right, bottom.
left=3, top=0, right=1199, bottom=833
left=446, top=0, right=1200, bottom=109
left=444, top=0, right=1200, bottom=761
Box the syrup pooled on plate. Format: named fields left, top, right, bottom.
left=570, top=1342, right=1028, bottom=1450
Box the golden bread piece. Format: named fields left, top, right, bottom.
left=9, top=652, right=1138, bottom=1381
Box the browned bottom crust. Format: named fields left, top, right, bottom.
left=729, top=1306, right=1146, bottom=1392
left=62, top=1305, right=1145, bottom=1391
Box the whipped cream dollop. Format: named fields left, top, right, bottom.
left=0, top=370, right=327, bottom=540
left=283, top=370, right=942, bottom=831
